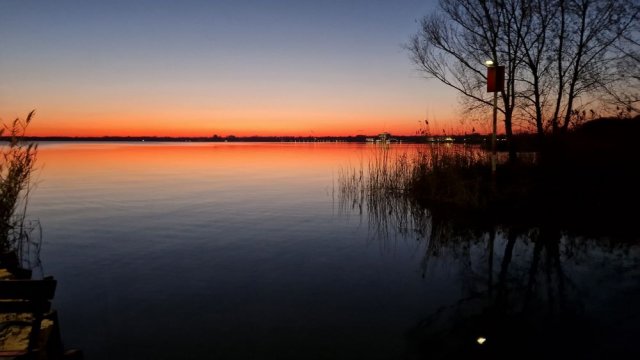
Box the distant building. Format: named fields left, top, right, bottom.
left=378, top=132, right=391, bottom=141
left=426, top=136, right=454, bottom=143
left=365, top=132, right=398, bottom=144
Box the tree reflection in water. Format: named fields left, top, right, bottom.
left=338, top=182, right=640, bottom=359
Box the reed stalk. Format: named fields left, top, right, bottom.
left=0, top=111, right=40, bottom=269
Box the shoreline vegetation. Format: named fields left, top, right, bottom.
left=0, top=111, right=41, bottom=274
left=339, top=116, right=640, bottom=238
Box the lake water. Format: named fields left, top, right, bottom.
left=26, top=142, right=640, bottom=359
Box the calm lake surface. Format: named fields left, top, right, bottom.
left=27, top=142, right=640, bottom=359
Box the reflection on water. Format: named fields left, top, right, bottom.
left=338, top=151, right=640, bottom=359
left=25, top=142, right=640, bottom=359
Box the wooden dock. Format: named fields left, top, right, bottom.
left=0, top=267, right=83, bottom=359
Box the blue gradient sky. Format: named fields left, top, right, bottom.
left=0, top=0, right=461, bottom=136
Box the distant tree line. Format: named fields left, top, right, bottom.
left=409, top=0, right=640, bottom=156
left=6, top=134, right=489, bottom=144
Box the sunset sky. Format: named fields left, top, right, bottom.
left=0, top=0, right=464, bottom=137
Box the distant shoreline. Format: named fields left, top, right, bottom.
left=2, top=134, right=493, bottom=144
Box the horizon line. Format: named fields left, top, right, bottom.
left=3, top=132, right=503, bottom=141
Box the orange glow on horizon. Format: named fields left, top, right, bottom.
left=24, top=114, right=468, bottom=137
left=27, top=118, right=469, bottom=137
left=1, top=0, right=470, bottom=140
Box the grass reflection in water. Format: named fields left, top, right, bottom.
left=337, top=144, right=640, bottom=359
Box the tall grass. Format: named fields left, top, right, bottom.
left=410, top=145, right=490, bottom=208
left=337, top=144, right=492, bottom=250
left=0, top=111, right=40, bottom=270
left=338, top=144, right=490, bottom=211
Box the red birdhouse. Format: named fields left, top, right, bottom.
left=487, top=66, right=505, bottom=93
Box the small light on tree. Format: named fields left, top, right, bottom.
left=476, top=337, right=487, bottom=345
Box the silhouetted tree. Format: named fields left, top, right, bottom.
left=604, top=16, right=640, bottom=115
left=409, top=0, right=639, bottom=141
left=408, top=0, right=521, bottom=160
left=542, top=0, right=638, bottom=134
